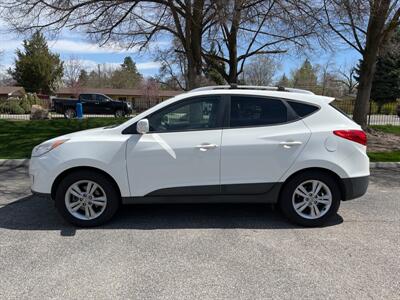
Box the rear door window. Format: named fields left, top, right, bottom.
left=230, top=96, right=288, bottom=127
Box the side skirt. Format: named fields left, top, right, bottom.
left=122, top=183, right=283, bottom=204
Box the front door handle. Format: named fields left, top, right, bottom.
left=279, top=141, right=303, bottom=149
left=196, top=143, right=218, bottom=151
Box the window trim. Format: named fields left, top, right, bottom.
left=122, top=95, right=226, bottom=134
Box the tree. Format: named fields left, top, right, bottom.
left=277, top=74, right=290, bottom=87
left=371, top=55, right=400, bottom=111
left=291, top=59, right=318, bottom=92
left=157, top=44, right=188, bottom=90
left=110, top=56, right=142, bottom=89
left=202, top=42, right=226, bottom=85
left=8, top=31, right=63, bottom=94
left=322, top=0, right=400, bottom=128
left=243, top=56, right=279, bottom=86
left=356, top=30, right=400, bottom=112
left=202, top=0, right=319, bottom=84
left=337, top=64, right=358, bottom=96
left=78, top=70, right=89, bottom=87
left=0, top=0, right=214, bottom=89
left=63, top=56, right=84, bottom=88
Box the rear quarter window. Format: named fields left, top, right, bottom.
left=287, top=101, right=319, bottom=118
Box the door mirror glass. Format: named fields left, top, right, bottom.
left=137, top=119, right=149, bottom=134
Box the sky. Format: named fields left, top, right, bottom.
left=0, top=24, right=361, bottom=81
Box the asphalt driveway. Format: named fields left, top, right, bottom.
left=0, top=166, right=399, bottom=299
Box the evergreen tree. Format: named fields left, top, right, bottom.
left=8, top=31, right=63, bottom=94
left=277, top=74, right=290, bottom=87
left=111, top=56, right=142, bottom=88
left=77, top=69, right=89, bottom=87
left=291, top=59, right=318, bottom=92
left=203, top=43, right=225, bottom=85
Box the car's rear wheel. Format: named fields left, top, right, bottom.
left=114, top=109, right=125, bottom=118
left=55, top=171, right=119, bottom=227
left=279, top=171, right=340, bottom=227
left=64, top=108, right=76, bottom=119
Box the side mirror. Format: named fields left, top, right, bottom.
left=136, top=119, right=149, bottom=134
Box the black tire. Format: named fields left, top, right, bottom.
left=55, top=170, right=120, bottom=227
left=114, top=109, right=125, bottom=118
left=279, top=171, right=341, bottom=227
left=64, top=108, right=76, bottom=119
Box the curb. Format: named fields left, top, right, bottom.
left=0, top=159, right=30, bottom=168
left=0, top=159, right=399, bottom=169
left=369, top=162, right=400, bottom=168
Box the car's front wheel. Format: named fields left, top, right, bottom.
left=55, top=170, right=119, bottom=227
left=279, top=171, right=340, bottom=227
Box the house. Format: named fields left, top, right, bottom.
left=0, top=86, right=25, bottom=98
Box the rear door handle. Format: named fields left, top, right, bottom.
left=196, top=143, right=218, bottom=151
left=279, top=141, right=302, bottom=148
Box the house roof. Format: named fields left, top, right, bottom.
left=0, top=86, right=25, bottom=96
left=56, top=87, right=182, bottom=97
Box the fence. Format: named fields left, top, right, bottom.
left=332, top=99, right=400, bottom=126
left=1, top=94, right=399, bottom=126
left=0, top=96, right=166, bottom=120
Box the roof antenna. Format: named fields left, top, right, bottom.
left=277, top=86, right=286, bottom=91
left=230, top=83, right=238, bottom=89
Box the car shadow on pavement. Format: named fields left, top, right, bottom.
left=0, top=195, right=343, bottom=236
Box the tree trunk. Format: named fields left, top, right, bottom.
left=352, top=1, right=390, bottom=129
left=227, top=2, right=240, bottom=84
left=353, top=53, right=377, bottom=128
left=184, top=0, right=204, bottom=90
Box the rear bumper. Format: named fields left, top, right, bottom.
left=342, top=176, right=369, bottom=200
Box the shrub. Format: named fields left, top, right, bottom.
left=19, top=96, right=32, bottom=113
left=381, top=102, right=397, bottom=115
left=369, top=101, right=379, bottom=114
left=0, top=100, right=25, bottom=114
left=27, top=93, right=41, bottom=105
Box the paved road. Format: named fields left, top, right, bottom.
left=0, top=166, right=399, bottom=299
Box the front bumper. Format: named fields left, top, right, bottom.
left=342, top=176, right=369, bottom=200
left=29, top=156, right=55, bottom=195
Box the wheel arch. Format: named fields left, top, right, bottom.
left=51, top=166, right=122, bottom=201
left=279, top=167, right=346, bottom=201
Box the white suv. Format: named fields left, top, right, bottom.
left=29, top=86, right=369, bottom=227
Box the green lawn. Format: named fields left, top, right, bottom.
left=0, top=119, right=399, bottom=161
left=367, top=151, right=400, bottom=162
left=371, top=125, right=400, bottom=136
left=0, top=118, right=127, bottom=159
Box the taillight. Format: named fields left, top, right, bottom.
left=333, top=130, right=367, bottom=146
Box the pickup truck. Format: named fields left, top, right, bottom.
left=52, top=93, right=132, bottom=118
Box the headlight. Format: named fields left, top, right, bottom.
left=32, top=139, right=69, bottom=157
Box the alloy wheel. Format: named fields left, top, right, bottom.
left=65, top=109, right=76, bottom=119
left=65, top=180, right=107, bottom=220
left=292, top=180, right=332, bottom=219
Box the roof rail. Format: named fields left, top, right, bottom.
left=190, top=85, right=315, bottom=95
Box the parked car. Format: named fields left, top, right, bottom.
left=30, top=86, right=369, bottom=227
left=52, top=93, right=132, bottom=118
